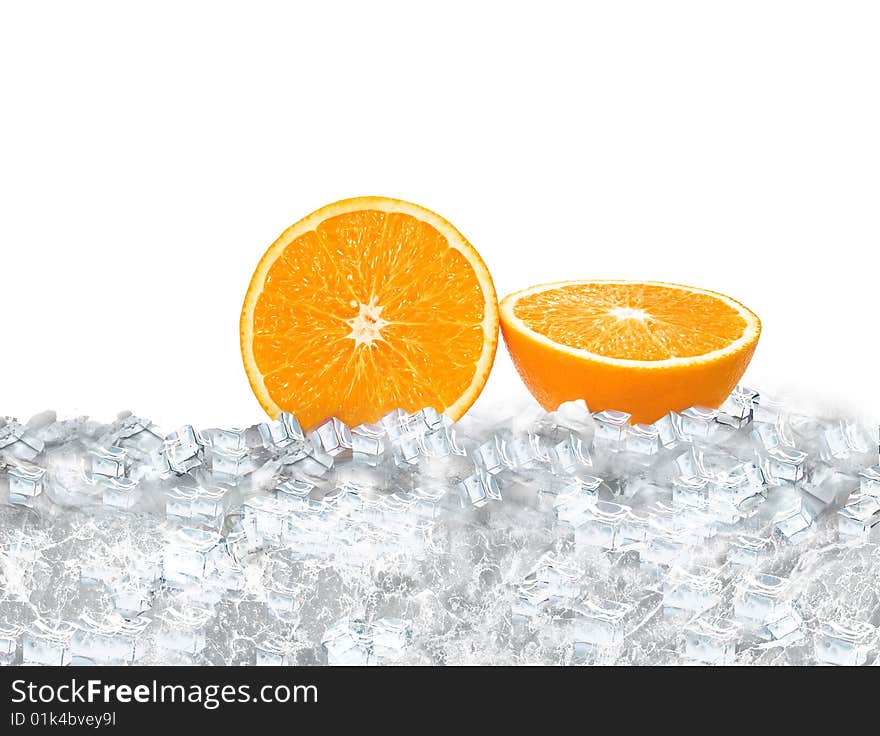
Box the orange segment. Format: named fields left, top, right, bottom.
left=500, top=280, right=761, bottom=424
left=241, top=197, right=499, bottom=429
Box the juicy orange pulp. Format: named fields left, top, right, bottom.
left=241, top=198, right=499, bottom=429
left=500, top=280, right=761, bottom=424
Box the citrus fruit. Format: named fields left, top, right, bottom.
left=240, top=197, right=499, bottom=429
left=499, top=280, right=761, bottom=424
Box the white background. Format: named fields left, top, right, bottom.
left=1, top=1, right=878, bottom=429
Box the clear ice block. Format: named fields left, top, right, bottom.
left=574, top=500, right=628, bottom=550
left=838, top=496, right=880, bottom=541
left=310, top=417, right=353, bottom=457
left=71, top=612, right=150, bottom=665
left=572, top=598, right=631, bottom=661
left=101, top=476, right=140, bottom=510
left=22, top=620, right=75, bottom=665
left=200, top=427, right=248, bottom=451
left=472, top=436, right=508, bottom=475
left=457, top=472, right=501, bottom=508
left=684, top=618, right=738, bottom=665
left=162, top=527, right=222, bottom=586
left=7, top=463, right=46, bottom=500
left=815, top=619, right=876, bottom=666
left=258, top=412, right=305, bottom=449
left=663, top=566, right=722, bottom=615
left=256, top=636, right=296, bottom=666
left=626, top=423, right=660, bottom=456
left=764, top=445, right=807, bottom=483
left=716, top=386, right=759, bottom=429
left=859, top=467, right=880, bottom=497
left=0, top=621, right=22, bottom=665
left=372, top=617, right=413, bottom=662
left=163, top=425, right=202, bottom=474
left=553, top=476, right=601, bottom=525
left=592, top=410, right=630, bottom=449
left=677, top=406, right=719, bottom=442
left=321, top=618, right=371, bottom=666
left=733, top=573, right=790, bottom=624
left=773, top=505, right=815, bottom=545
left=157, top=605, right=213, bottom=655
left=89, top=446, right=127, bottom=479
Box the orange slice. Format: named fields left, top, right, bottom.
left=500, top=280, right=761, bottom=424
left=241, top=197, right=499, bottom=429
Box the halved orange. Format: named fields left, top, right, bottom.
left=241, top=197, right=499, bottom=429
left=500, top=280, right=761, bottom=424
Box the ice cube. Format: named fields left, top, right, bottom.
left=190, top=485, right=227, bottom=523
left=101, top=476, right=140, bottom=510
left=838, top=496, right=880, bottom=541
left=166, top=485, right=197, bottom=520
left=22, top=620, right=75, bottom=665
left=663, top=566, right=722, bottom=615
left=860, top=467, right=880, bottom=497
left=419, top=425, right=464, bottom=458
left=653, top=413, right=679, bottom=448
left=351, top=431, right=384, bottom=464
left=391, top=434, right=421, bottom=466
left=592, top=410, right=630, bottom=449
left=752, top=394, right=786, bottom=425
left=717, top=386, right=759, bottom=428
left=728, top=534, right=770, bottom=567
left=498, top=431, right=547, bottom=469
left=815, top=618, right=876, bottom=666
left=157, top=604, right=213, bottom=655
left=574, top=500, right=628, bottom=550
left=200, top=427, right=248, bottom=452
left=457, top=472, right=501, bottom=508
left=751, top=422, right=783, bottom=451
left=162, top=527, right=223, bottom=586
left=546, top=434, right=591, bottom=474
left=626, top=423, right=661, bottom=456
left=472, top=436, right=507, bottom=475
left=672, top=476, right=710, bottom=508
left=258, top=412, right=305, bottom=449
left=677, top=406, right=719, bottom=443
left=773, top=505, right=815, bottom=545
left=310, top=417, right=353, bottom=457
left=256, top=636, right=296, bottom=666
left=275, top=479, right=314, bottom=510
left=243, top=496, right=289, bottom=544
left=764, top=445, right=807, bottom=483
left=572, top=598, right=631, bottom=662
left=266, top=578, right=303, bottom=622
left=0, top=621, right=21, bottom=665
left=163, top=426, right=202, bottom=474
left=71, top=612, right=150, bottom=665
left=0, top=420, right=44, bottom=461
left=321, top=618, right=371, bottom=666
left=110, top=579, right=154, bottom=618
left=372, top=617, right=412, bottom=662
left=618, top=508, right=651, bottom=546
left=553, top=476, right=602, bottom=525
left=210, top=447, right=255, bottom=478
left=7, top=464, right=46, bottom=499
left=684, top=618, right=738, bottom=665
left=733, top=573, right=790, bottom=624
left=89, top=446, right=127, bottom=479
left=819, top=420, right=871, bottom=462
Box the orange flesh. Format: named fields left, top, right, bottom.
left=512, top=283, right=748, bottom=360
left=250, top=210, right=488, bottom=427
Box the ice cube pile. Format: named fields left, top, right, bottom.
left=1, top=388, right=879, bottom=666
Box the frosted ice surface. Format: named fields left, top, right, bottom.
left=0, top=390, right=879, bottom=665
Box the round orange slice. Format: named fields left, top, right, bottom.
left=241, top=197, right=499, bottom=429
left=500, top=280, right=761, bottom=424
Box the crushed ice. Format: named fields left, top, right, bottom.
left=1, top=389, right=879, bottom=665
